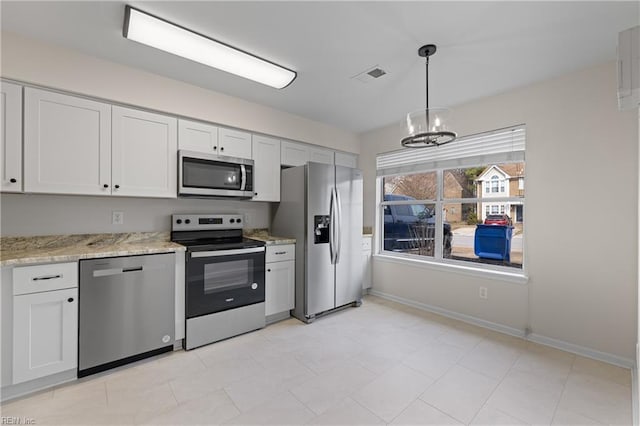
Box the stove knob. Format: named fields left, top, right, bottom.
left=185, top=219, right=191, bottom=224
left=230, top=219, right=235, bottom=223
left=237, top=218, right=242, bottom=223
left=176, top=219, right=182, bottom=224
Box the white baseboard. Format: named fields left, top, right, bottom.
left=368, top=289, right=525, bottom=338
left=632, top=351, right=638, bottom=426
left=369, top=289, right=635, bottom=369
left=528, top=334, right=634, bottom=369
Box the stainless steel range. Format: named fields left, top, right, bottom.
left=171, top=214, right=266, bottom=350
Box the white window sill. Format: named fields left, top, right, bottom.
left=373, top=253, right=529, bottom=285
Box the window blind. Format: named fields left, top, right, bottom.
left=376, top=125, right=525, bottom=177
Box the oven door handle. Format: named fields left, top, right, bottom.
left=190, top=247, right=265, bottom=258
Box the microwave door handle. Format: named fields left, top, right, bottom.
left=240, top=165, right=246, bottom=191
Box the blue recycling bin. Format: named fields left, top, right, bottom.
left=474, top=224, right=513, bottom=262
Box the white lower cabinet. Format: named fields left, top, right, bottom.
left=265, top=245, right=295, bottom=317
left=12, top=262, right=78, bottom=384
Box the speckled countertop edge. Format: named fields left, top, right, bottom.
left=243, top=229, right=296, bottom=246
left=0, top=232, right=185, bottom=267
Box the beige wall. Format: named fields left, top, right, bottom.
left=362, top=62, right=638, bottom=362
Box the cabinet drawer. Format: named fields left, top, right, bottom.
left=266, top=244, right=295, bottom=263
left=13, top=262, right=78, bottom=295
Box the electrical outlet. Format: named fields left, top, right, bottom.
left=112, top=211, right=124, bottom=225
left=244, top=213, right=252, bottom=227
left=479, top=286, right=488, bottom=299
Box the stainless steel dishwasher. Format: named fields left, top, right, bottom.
left=78, top=253, right=175, bottom=377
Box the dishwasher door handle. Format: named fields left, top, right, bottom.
left=93, top=266, right=143, bottom=277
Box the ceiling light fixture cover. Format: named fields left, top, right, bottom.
left=123, top=6, right=296, bottom=89
left=401, top=44, right=456, bottom=148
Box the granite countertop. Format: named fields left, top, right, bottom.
left=0, top=232, right=185, bottom=267
left=244, top=229, right=296, bottom=246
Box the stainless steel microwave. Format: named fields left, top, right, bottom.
left=178, top=150, right=254, bottom=198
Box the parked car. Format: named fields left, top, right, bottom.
left=484, top=214, right=513, bottom=226
left=383, top=194, right=452, bottom=257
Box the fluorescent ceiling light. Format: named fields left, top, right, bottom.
left=123, top=6, right=296, bottom=89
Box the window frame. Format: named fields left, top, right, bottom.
left=376, top=162, right=526, bottom=276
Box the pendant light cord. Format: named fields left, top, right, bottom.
left=425, top=55, right=430, bottom=128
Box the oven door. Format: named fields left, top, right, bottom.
left=186, top=246, right=265, bottom=318
left=179, top=150, right=254, bottom=198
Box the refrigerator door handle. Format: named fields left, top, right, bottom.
left=329, top=187, right=336, bottom=264
left=335, top=187, right=343, bottom=264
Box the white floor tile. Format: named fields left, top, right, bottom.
left=470, top=404, right=529, bottom=425
left=352, top=364, right=434, bottom=422
left=223, top=391, right=315, bottom=425
left=485, top=369, right=564, bottom=425
left=459, top=338, right=522, bottom=380
left=290, top=359, right=376, bottom=415
left=555, top=372, right=632, bottom=425
left=420, top=365, right=499, bottom=424
left=402, top=340, right=467, bottom=380
left=306, top=397, right=385, bottom=425
left=390, top=399, right=463, bottom=425
left=0, top=295, right=631, bottom=426
left=141, top=389, right=240, bottom=425
left=571, top=356, right=631, bottom=387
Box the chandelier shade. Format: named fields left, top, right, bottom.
left=401, top=44, right=457, bottom=148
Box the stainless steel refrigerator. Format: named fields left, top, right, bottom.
left=272, top=162, right=363, bottom=323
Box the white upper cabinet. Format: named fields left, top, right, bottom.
left=281, top=140, right=337, bottom=167
left=178, top=119, right=218, bottom=153
left=218, top=127, right=252, bottom=159
left=0, top=81, right=22, bottom=192
left=281, top=140, right=309, bottom=167
left=308, top=146, right=334, bottom=165
left=112, top=106, right=177, bottom=198
left=179, top=120, right=251, bottom=159
left=335, top=152, right=359, bottom=169
left=24, top=88, right=112, bottom=196
left=252, top=135, right=281, bottom=202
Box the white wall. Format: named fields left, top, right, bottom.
left=0, top=31, right=359, bottom=153
left=361, top=62, right=638, bottom=363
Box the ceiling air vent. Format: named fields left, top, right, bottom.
left=351, top=65, right=388, bottom=83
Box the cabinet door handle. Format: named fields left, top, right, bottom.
left=275, top=251, right=286, bottom=255
left=114, top=185, right=120, bottom=189
left=103, top=184, right=109, bottom=188
left=32, top=274, right=62, bottom=281
left=213, top=146, right=217, bottom=150
left=123, top=266, right=143, bottom=273
left=67, top=298, right=74, bottom=303
left=9, top=178, right=17, bottom=183
left=220, top=147, right=225, bottom=151
left=267, top=269, right=271, bottom=272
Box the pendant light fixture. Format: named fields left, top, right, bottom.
left=401, top=44, right=456, bottom=148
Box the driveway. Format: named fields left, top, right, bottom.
left=452, top=226, right=523, bottom=250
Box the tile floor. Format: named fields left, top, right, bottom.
left=1, top=296, right=632, bottom=425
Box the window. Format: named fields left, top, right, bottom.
left=491, top=176, right=500, bottom=193
left=377, top=126, right=525, bottom=272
